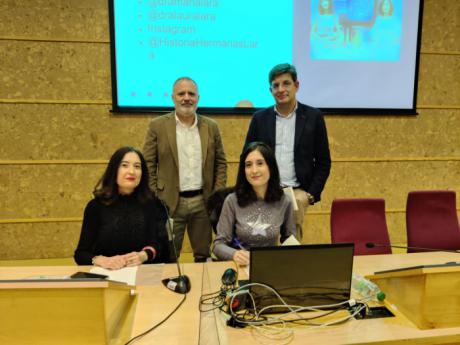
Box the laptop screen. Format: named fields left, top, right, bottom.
left=249, top=243, right=354, bottom=312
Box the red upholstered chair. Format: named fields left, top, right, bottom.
left=331, top=198, right=392, bottom=255
left=406, top=190, right=460, bottom=253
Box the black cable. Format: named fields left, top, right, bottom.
left=199, top=286, right=233, bottom=312
left=124, top=293, right=187, bottom=345
left=199, top=291, right=226, bottom=312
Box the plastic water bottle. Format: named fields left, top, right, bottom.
left=352, top=273, right=386, bottom=302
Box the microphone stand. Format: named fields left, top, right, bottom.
left=366, top=242, right=460, bottom=275
left=366, top=242, right=460, bottom=254
left=160, top=200, right=191, bottom=294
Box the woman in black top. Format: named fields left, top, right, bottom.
left=74, top=146, right=169, bottom=269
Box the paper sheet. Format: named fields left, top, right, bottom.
left=282, top=234, right=301, bottom=246
left=90, top=266, right=138, bottom=286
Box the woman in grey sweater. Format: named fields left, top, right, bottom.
left=213, top=142, right=296, bottom=265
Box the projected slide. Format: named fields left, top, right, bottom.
left=309, top=0, right=402, bottom=61
left=310, top=0, right=402, bottom=61
left=109, top=0, right=422, bottom=113
left=114, top=0, right=292, bottom=108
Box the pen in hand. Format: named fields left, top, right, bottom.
left=233, top=238, right=247, bottom=251
left=232, top=238, right=250, bottom=265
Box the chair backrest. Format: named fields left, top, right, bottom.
left=331, top=198, right=392, bottom=255
left=206, top=187, right=235, bottom=234
left=406, top=190, right=460, bottom=253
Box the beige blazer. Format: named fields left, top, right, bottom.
left=143, top=112, right=227, bottom=214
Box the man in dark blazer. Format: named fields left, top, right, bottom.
left=143, top=77, right=227, bottom=262
left=245, top=63, right=331, bottom=239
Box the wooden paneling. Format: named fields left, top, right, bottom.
left=327, top=108, right=460, bottom=158
left=418, top=55, right=460, bottom=106
left=0, top=0, right=459, bottom=260
left=0, top=222, right=81, bottom=259
left=0, top=41, right=111, bottom=101
left=0, top=0, right=108, bottom=42
left=421, top=0, right=460, bottom=52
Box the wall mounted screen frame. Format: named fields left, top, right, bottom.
left=108, top=0, right=424, bottom=115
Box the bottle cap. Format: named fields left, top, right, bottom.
left=376, top=291, right=386, bottom=301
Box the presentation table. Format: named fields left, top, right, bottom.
left=0, top=263, right=203, bottom=345
left=2, top=252, right=460, bottom=344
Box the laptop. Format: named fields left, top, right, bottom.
left=247, top=243, right=354, bottom=313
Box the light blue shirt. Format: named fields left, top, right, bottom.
left=275, top=105, right=300, bottom=188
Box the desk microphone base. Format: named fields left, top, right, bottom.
left=162, top=275, right=191, bottom=294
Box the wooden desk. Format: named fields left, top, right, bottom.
left=3, top=253, right=460, bottom=345
left=202, top=252, right=460, bottom=345
left=0, top=263, right=203, bottom=345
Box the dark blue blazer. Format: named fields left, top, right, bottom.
left=244, top=102, right=331, bottom=203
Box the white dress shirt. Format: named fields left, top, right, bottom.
left=175, top=113, right=203, bottom=191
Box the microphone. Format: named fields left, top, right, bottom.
left=366, top=242, right=460, bottom=254
left=159, top=199, right=191, bottom=294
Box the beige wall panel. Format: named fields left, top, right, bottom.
left=326, top=109, right=460, bottom=158
left=0, top=41, right=110, bottom=101
left=0, top=222, right=80, bottom=260
left=322, top=161, right=460, bottom=212
left=214, top=116, right=249, bottom=162
left=386, top=212, right=408, bottom=245
left=226, top=163, right=238, bottom=186
left=302, top=214, right=331, bottom=244
left=2, top=161, right=458, bottom=220
left=0, top=0, right=108, bottom=41
left=417, top=54, right=460, bottom=106
left=0, top=104, right=153, bottom=160
left=1, top=165, right=102, bottom=219
left=0, top=167, right=8, bottom=195
left=421, top=0, right=460, bottom=52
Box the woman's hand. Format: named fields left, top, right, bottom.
left=233, top=250, right=250, bottom=266
left=92, top=255, right=127, bottom=270
left=123, top=251, right=148, bottom=267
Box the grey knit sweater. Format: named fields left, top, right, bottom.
left=213, top=193, right=296, bottom=261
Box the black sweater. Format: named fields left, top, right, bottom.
left=74, top=194, right=170, bottom=265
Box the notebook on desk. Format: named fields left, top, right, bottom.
left=247, top=243, right=354, bottom=313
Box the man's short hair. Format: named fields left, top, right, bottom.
left=268, top=63, right=298, bottom=84
left=173, top=76, right=198, bottom=90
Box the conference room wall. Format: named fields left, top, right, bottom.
left=0, top=0, right=459, bottom=260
